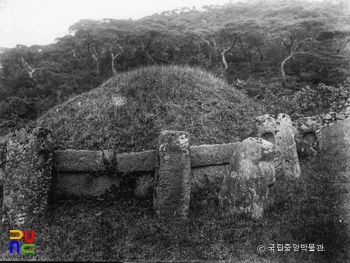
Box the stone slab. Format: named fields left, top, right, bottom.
left=52, top=172, right=120, bottom=197
left=53, top=143, right=239, bottom=173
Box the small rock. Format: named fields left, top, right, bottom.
left=336, top=113, right=345, bottom=120
left=324, top=114, right=332, bottom=120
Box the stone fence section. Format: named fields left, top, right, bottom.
left=50, top=142, right=238, bottom=199
left=0, top=127, right=240, bottom=224
left=3, top=106, right=348, bottom=224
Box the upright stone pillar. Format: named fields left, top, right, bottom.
left=219, top=137, right=276, bottom=219
left=293, top=116, right=323, bottom=157
left=321, top=118, right=350, bottom=234
left=256, top=113, right=300, bottom=179
left=255, top=114, right=277, bottom=144
left=154, top=130, right=191, bottom=218
left=275, top=114, right=301, bottom=179
left=1, top=127, right=53, bottom=227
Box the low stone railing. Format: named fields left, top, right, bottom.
left=0, top=127, right=240, bottom=226
left=1, top=112, right=306, bottom=227
left=7, top=105, right=350, bottom=227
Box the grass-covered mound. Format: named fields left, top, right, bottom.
left=36, top=65, right=262, bottom=151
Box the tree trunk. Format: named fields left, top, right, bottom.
left=140, top=38, right=157, bottom=65
left=86, top=43, right=100, bottom=75
left=221, top=51, right=229, bottom=71
left=221, top=38, right=238, bottom=71
left=111, top=52, right=118, bottom=76
left=280, top=55, right=292, bottom=78
left=110, top=37, right=123, bottom=77
left=20, top=57, right=39, bottom=85
left=280, top=41, right=303, bottom=78
left=256, top=48, right=264, bottom=61
left=90, top=50, right=100, bottom=75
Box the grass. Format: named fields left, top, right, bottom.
left=35, top=65, right=261, bottom=152
left=0, top=152, right=349, bottom=262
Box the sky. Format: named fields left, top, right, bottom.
left=0, top=0, right=230, bottom=48
left=1, top=0, right=349, bottom=49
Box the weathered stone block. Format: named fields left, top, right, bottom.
left=117, top=150, right=156, bottom=173
left=321, top=118, right=350, bottom=160
left=53, top=150, right=111, bottom=172
left=2, top=127, right=53, bottom=227
left=219, top=137, right=276, bottom=219
left=53, top=143, right=238, bottom=174
left=255, top=114, right=277, bottom=144
left=256, top=114, right=301, bottom=178
left=191, top=165, right=228, bottom=191
left=275, top=114, right=300, bottom=179
left=52, top=172, right=120, bottom=197
left=154, top=130, right=191, bottom=218
left=293, top=116, right=322, bottom=157
left=191, top=143, right=238, bottom=167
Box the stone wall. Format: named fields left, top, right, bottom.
left=50, top=143, right=238, bottom=198
left=2, top=99, right=350, bottom=222
left=293, top=98, right=350, bottom=157
left=0, top=130, right=238, bottom=222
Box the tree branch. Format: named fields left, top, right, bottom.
left=221, top=37, right=239, bottom=71
left=110, top=36, right=123, bottom=76
left=20, top=57, right=39, bottom=85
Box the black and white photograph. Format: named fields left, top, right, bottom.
left=0, top=0, right=350, bottom=262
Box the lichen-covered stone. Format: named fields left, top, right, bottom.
left=321, top=118, right=350, bottom=159
left=275, top=114, right=301, bottom=179
left=336, top=113, right=345, bottom=120
left=1, top=127, right=53, bottom=227
left=255, top=114, right=277, bottom=144
left=53, top=143, right=238, bottom=174
left=52, top=172, right=120, bottom=197
left=154, top=130, right=191, bottom=218
left=219, top=137, right=276, bottom=219
left=191, top=143, right=238, bottom=167
left=321, top=118, right=350, bottom=225
left=293, top=116, right=322, bottom=157
left=191, top=165, right=228, bottom=191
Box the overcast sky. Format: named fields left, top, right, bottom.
left=0, top=0, right=231, bottom=48
left=0, top=0, right=349, bottom=49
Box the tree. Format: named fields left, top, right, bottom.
left=280, top=35, right=313, bottom=78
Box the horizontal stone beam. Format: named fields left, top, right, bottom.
left=53, top=143, right=238, bottom=173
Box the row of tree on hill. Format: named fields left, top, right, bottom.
left=0, top=0, right=350, bottom=133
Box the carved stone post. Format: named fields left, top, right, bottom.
left=219, top=137, right=276, bottom=219
left=1, top=127, right=53, bottom=227
left=256, top=114, right=300, bottom=179
left=275, top=113, right=301, bottom=179
left=154, top=130, right=191, bottom=218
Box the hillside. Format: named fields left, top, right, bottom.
left=36, top=65, right=262, bottom=152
